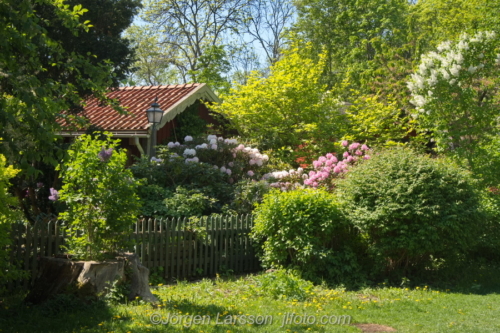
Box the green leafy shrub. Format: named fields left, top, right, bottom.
left=251, top=269, right=313, bottom=301
left=136, top=184, right=171, bottom=217
left=57, top=134, right=141, bottom=260
left=164, top=187, right=217, bottom=218
left=225, top=180, right=270, bottom=215
left=252, top=188, right=362, bottom=284
left=336, top=148, right=484, bottom=277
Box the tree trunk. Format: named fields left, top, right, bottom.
left=26, top=253, right=158, bottom=304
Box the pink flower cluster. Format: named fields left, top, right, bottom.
left=263, top=141, right=370, bottom=191
left=304, top=141, right=370, bottom=188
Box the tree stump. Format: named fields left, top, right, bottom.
left=26, top=253, right=158, bottom=304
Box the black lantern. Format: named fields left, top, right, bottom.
left=146, top=97, right=163, bottom=157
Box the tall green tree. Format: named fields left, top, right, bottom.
left=123, top=25, right=179, bottom=86
left=412, top=0, right=500, bottom=49
left=0, top=0, right=140, bottom=222
left=140, top=0, right=248, bottom=92
left=292, top=0, right=411, bottom=90
left=0, top=152, right=23, bottom=289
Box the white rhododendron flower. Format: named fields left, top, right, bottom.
left=183, top=148, right=196, bottom=156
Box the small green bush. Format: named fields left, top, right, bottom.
left=336, top=148, right=484, bottom=277
left=252, top=188, right=362, bottom=284
left=251, top=269, right=313, bottom=301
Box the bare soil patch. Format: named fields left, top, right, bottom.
left=352, top=323, right=397, bottom=332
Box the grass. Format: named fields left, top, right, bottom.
left=2, top=268, right=500, bottom=333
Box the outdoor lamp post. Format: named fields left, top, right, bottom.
left=146, top=97, right=163, bottom=158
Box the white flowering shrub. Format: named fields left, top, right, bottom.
left=130, top=135, right=271, bottom=218
left=408, top=31, right=500, bottom=163
left=162, top=134, right=269, bottom=183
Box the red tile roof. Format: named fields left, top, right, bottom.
left=60, top=83, right=219, bottom=135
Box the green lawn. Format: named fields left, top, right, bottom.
left=2, top=271, right=500, bottom=333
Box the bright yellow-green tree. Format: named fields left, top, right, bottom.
left=214, top=45, right=346, bottom=164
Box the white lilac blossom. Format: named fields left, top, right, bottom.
left=184, top=136, right=193, bottom=142
left=407, top=30, right=500, bottom=152
left=207, top=134, right=217, bottom=141
left=450, top=64, right=461, bottom=76
left=411, top=95, right=427, bottom=108
left=195, top=143, right=208, bottom=149
left=437, top=41, right=451, bottom=52
left=167, top=142, right=176, bottom=148
left=458, top=40, right=469, bottom=50
left=440, top=68, right=450, bottom=80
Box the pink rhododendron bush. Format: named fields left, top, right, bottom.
left=263, top=140, right=370, bottom=191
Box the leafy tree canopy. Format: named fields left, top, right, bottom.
left=0, top=0, right=140, bottom=176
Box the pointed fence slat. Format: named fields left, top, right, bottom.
left=4, top=215, right=260, bottom=292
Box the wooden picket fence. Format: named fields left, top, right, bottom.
left=5, top=215, right=260, bottom=290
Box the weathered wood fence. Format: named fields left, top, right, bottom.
left=6, top=215, right=260, bottom=290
